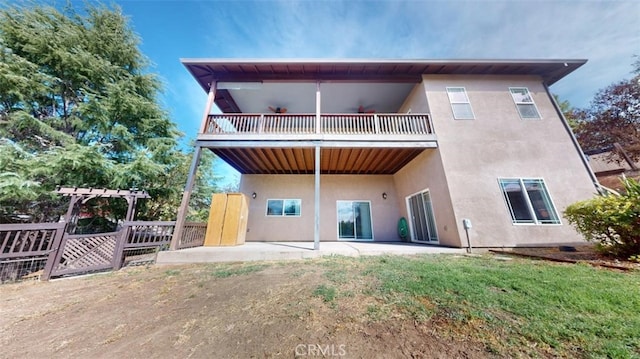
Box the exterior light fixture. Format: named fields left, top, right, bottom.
left=382, top=192, right=387, bottom=200
left=252, top=192, right=257, bottom=199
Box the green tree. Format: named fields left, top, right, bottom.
left=553, top=94, right=580, bottom=131
left=573, top=58, right=640, bottom=161
left=0, top=3, right=216, bottom=223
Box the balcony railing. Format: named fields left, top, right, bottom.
left=202, top=113, right=433, bottom=136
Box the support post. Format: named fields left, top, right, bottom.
left=315, top=81, right=321, bottom=134
left=170, top=145, right=203, bottom=250
left=314, top=145, right=321, bottom=250
left=41, top=222, right=67, bottom=281
left=124, top=196, right=137, bottom=222
left=112, top=225, right=130, bottom=270
left=613, top=142, right=638, bottom=171
left=199, top=82, right=217, bottom=134
left=63, top=196, right=81, bottom=234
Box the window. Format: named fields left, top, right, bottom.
left=446, top=87, right=475, bottom=119
left=337, top=201, right=373, bottom=240
left=266, top=199, right=301, bottom=216
left=509, top=87, right=540, bottom=119
left=498, top=178, right=560, bottom=224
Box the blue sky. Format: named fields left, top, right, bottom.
left=62, top=0, right=639, bottom=184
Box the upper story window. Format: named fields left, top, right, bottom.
left=498, top=178, right=560, bottom=225
left=446, top=87, right=475, bottom=120
left=266, top=199, right=301, bottom=217
left=509, top=87, right=541, bottom=119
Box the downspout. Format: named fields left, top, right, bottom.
left=544, top=84, right=600, bottom=192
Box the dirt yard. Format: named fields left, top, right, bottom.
left=0, top=259, right=494, bottom=359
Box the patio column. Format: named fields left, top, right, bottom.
left=315, top=81, right=321, bottom=134
left=314, top=145, right=320, bottom=250
left=199, top=82, right=217, bottom=134
left=171, top=82, right=216, bottom=250
left=170, top=145, right=203, bottom=250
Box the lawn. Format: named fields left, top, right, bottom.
left=357, top=255, right=640, bottom=358
left=0, top=254, right=638, bottom=358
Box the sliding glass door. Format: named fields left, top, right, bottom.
left=407, top=190, right=438, bottom=243
left=337, top=201, right=373, bottom=241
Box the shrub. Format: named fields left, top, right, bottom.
left=564, top=177, right=640, bottom=259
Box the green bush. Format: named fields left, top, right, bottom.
left=564, top=177, right=640, bottom=259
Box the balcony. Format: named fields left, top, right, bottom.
left=198, top=113, right=435, bottom=142
left=197, top=113, right=437, bottom=175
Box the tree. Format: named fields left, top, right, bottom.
left=0, top=3, right=216, bottom=223
left=573, top=58, right=640, bottom=161
left=553, top=94, right=580, bottom=131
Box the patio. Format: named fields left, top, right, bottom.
left=156, top=241, right=466, bottom=264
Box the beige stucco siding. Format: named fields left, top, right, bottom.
left=422, top=74, right=596, bottom=247
left=239, top=174, right=401, bottom=242
left=393, top=84, right=461, bottom=247
left=392, top=150, right=461, bottom=247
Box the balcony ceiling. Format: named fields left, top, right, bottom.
left=210, top=147, right=426, bottom=175
left=182, top=58, right=587, bottom=113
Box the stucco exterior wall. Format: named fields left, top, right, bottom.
left=239, top=174, right=401, bottom=242
left=422, top=74, right=596, bottom=247
left=392, top=149, right=461, bottom=247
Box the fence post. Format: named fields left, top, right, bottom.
left=112, top=224, right=130, bottom=270
left=41, top=223, right=67, bottom=281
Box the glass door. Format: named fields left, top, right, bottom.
left=337, top=201, right=373, bottom=241
left=407, top=190, right=438, bottom=243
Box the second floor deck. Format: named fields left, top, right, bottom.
left=198, top=113, right=436, bottom=144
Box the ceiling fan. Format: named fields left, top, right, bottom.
left=268, top=106, right=288, bottom=114
left=356, top=104, right=376, bottom=114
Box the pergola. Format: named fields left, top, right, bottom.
left=57, top=187, right=150, bottom=233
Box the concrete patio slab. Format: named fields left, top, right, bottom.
left=156, top=242, right=466, bottom=264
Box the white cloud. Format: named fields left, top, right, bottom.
left=196, top=0, right=638, bottom=107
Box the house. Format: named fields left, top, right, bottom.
left=586, top=146, right=640, bottom=191
left=170, top=59, right=598, bottom=250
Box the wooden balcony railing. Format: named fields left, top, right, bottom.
left=202, top=113, right=433, bottom=136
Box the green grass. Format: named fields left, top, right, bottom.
left=164, top=269, right=181, bottom=276
left=313, top=284, right=337, bottom=303
left=210, top=263, right=269, bottom=278
left=360, top=254, right=640, bottom=358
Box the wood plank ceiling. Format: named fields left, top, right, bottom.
left=211, top=147, right=426, bottom=175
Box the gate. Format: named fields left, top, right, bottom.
left=48, top=231, right=122, bottom=277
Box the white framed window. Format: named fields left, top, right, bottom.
left=509, top=87, right=541, bottom=119
left=446, top=87, right=475, bottom=120
left=266, top=199, right=301, bottom=217
left=498, top=178, right=560, bottom=225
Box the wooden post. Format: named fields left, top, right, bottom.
left=613, top=142, right=638, bottom=171
left=199, top=82, right=217, bottom=134
left=112, top=225, right=130, bottom=270
left=124, top=196, right=137, bottom=222
left=63, top=196, right=81, bottom=233
left=170, top=145, right=203, bottom=250
left=41, top=222, right=67, bottom=281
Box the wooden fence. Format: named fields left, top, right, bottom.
left=0, top=223, right=66, bottom=283
left=0, top=220, right=207, bottom=282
